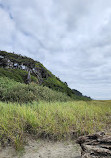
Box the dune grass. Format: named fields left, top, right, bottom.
left=0, top=100, right=111, bottom=150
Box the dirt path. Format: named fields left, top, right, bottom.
left=0, top=139, right=81, bottom=158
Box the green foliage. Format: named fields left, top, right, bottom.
left=0, top=77, right=37, bottom=103
left=0, top=58, right=7, bottom=67
left=0, top=100, right=111, bottom=149
left=43, top=76, right=91, bottom=100
left=0, top=50, right=91, bottom=100
left=0, top=77, right=71, bottom=103
left=0, top=68, right=38, bottom=83
left=30, top=83, right=71, bottom=102
left=0, top=51, right=36, bottom=68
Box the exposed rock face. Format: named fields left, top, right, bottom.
left=77, top=132, right=111, bottom=158
left=26, top=70, right=31, bottom=84
left=0, top=55, right=45, bottom=84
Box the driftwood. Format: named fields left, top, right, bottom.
left=77, top=132, right=111, bottom=158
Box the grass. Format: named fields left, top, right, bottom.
left=0, top=100, right=111, bottom=150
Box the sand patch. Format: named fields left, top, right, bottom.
left=0, top=139, right=81, bottom=158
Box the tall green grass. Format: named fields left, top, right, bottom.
left=0, top=100, right=111, bottom=150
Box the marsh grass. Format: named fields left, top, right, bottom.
left=0, top=100, right=111, bottom=150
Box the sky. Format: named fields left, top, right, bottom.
left=0, top=0, right=111, bottom=100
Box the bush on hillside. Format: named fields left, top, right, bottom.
left=28, top=83, right=71, bottom=102
left=0, top=77, right=71, bottom=103
left=0, top=51, right=91, bottom=101
left=0, top=68, right=38, bottom=83
left=2, top=85, right=37, bottom=103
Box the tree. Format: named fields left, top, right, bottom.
left=0, top=58, right=7, bottom=67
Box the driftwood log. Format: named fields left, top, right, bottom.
left=77, top=132, right=111, bottom=158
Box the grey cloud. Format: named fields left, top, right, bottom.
left=0, top=0, right=111, bottom=99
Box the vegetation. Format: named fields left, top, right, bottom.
left=0, top=77, right=72, bottom=103
left=0, top=51, right=110, bottom=152
left=0, top=100, right=111, bottom=150
left=0, top=50, right=91, bottom=100
left=0, top=68, right=38, bottom=83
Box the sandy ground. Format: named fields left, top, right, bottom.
left=0, top=139, right=81, bottom=158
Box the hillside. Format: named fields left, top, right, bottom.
left=0, top=50, right=91, bottom=101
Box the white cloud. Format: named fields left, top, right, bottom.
left=0, top=0, right=111, bottom=99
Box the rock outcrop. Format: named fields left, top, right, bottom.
left=0, top=55, right=44, bottom=84
left=77, top=132, right=111, bottom=158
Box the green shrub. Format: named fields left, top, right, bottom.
left=2, top=85, right=37, bottom=103
left=43, top=76, right=91, bottom=101
left=0, top=51, right=91, bottom=101
left=28, top=83, right=71, bottom=102
left=0, top=77, right=71, bottom=103
left=0, top=68, right=38, bottom=83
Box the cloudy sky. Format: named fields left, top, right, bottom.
left=0, top=0, right=111, bottom=99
